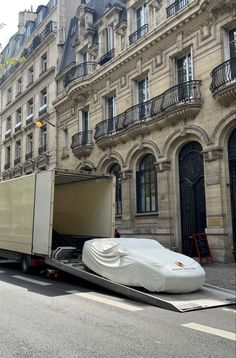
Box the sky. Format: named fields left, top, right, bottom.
left=0, top=0, right=48, bottom=49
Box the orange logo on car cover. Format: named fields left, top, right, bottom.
left=175, top=262, right=185, bottom=267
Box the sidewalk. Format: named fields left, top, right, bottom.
left=201, top=262, right=236, bottom=292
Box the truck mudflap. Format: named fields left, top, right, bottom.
left=46, top=247, right=236, bottom=313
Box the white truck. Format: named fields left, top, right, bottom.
left=0, top=169, right=235, bottom=312
left=0, top=169, right=115, bottom=272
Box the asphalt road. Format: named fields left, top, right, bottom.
left=0, top=261, right=235, bottom=358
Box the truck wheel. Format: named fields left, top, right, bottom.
left=20, top=255, right=33, bottom=274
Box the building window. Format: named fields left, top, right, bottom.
left=109, top=163, right=122, bottom=215
left=176, top=52, right=193, bottom=99
left=106, top=96, right=116, bottom=132
left=41, top=52, right=47, bottom=73
left=6, top=87, right=12, bottom=104
left=16, top=77, right=22, bottom=95
left=81, top=111, right=89, bottom=144
left=136, top=154, right=157, bottom=213
left=37, top=10, right=43, bottom=24
left=137, top=4, right=147, bottom=30
left=26, top=133, right=33, bottom=159
left=26, top=98, right=34, bottom=124
left=5, top=116, right=11, bottom=138
left=28, top=66, right=34, bottom=85
left=15, top=108, right=22, bottom=131
left=5, top=146, right=11, bottom=168
left=15, top=140, right=21, bottom=160
left=40, top=88, right=47, bottom=108
left=104, top=26, right=114, bottom=53
left=40, top=126, right=47, bottom=147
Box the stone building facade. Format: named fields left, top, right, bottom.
left=0, top=0, right=80, bottom=177
left=54, top=0, right=236, bottom=263
left=0, top=0, right=235, bottom=263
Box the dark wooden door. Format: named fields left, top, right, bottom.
left=228, top=129, right=236, bottom=261
left=179, top=141, right=206, bottom=255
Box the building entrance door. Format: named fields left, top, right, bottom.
left=179, top=141, right=207, bottom=255
left=228, top=129, right=236, bottom=261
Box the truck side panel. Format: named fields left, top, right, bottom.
left=0, top=175, right=35, bottom=254
left=53, top=177, right=115, bottom=238
left=32, top=171, right=54, bottom=256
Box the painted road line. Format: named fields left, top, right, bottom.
left=0, top=270, right=6, bottom=273
left=222, top=308, right=236, bottom=313
left=67, top=290, right=144, bottom=312
left=13, top=275, right=52, bottom=286
left=182, top=322, right=236, bottom=341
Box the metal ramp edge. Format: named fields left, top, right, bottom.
left=47, top=258, right=236, bottom=313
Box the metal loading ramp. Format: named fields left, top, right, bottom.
left=47, top=250, right=236, bottom=312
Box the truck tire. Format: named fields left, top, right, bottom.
left=20, top=255, right=33, bottom=274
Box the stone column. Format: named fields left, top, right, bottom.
left=203, top=148, right=232, bottom=262
left=120, top=169, right=133, bottom=228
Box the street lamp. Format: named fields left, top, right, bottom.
left=35, top=119, right=55, bottom=127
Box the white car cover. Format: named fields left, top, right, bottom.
left=82, top=238, right=205, bottom=293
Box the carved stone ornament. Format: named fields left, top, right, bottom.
left=121, top=169, right=133, bottom=180
left=201, top=20, right=211, bottom=41
left=149, top=0, right=162, bottom=9
left=203, top=148, right=223, bottom=162
left=155, top=51, right=163, bottom=67
left=155, top=161, right=171, bottom=172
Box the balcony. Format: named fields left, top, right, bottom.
left=210, top=57, right=236, bottom=106
left=5, top=129, right=11, bottom=139
left=14, top=158, right=21, bottom=166
left=166, top=0, right=189, bottom=18
left=15, top=123, right=22, bottom=133
left=25, top=152, right=33, bottom=160
left=64, top=62, right=97, bottom=88
left=71, top=130, right=93, bottom=159
left=4, top=162, right=11, bottom=170
left=38, top=144, right=47, bottom=155
left=98, top=49, right=115, bottom=66
left=129, top=24, right=148, bottom=45
left=95, top=80, right=202, bottom=149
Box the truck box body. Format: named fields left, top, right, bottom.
left=0, top=169, right=115, bottom=258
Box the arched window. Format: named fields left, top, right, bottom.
left=109, top=163, right=122, bottom=215
left=136, top=154, right=157, bottom=213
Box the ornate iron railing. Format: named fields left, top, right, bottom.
left=25, top=152, right=33, bottom=160
left=0, top=21, right=56, bottom=86
left=14, top=158, right=21, bottom=166
left=98, top=49, right=115, bottom=66
left=71, top=130, right=93, bottom=149
left=38, top=144, right=47, bottom=155
left=166, top=0, right=188, bottom=18
left=210, top=57, right=236, bottom=93
left=64, top=62, right=97, bottom=87
left=129, top=24, right=148, bottom=45
left=4, top=162, right=11, bottom=170
left=94, top=80, right=202, bottom=140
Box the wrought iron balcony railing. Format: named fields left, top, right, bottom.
left=210, top=57, right=236, bottom=93
left=64, top=62, right=97, bottom=88
left=26, top=115, right=33, bottom=125
left=38, top=144, right=47, bottom=155
left=15, top=123, right=22, bottom=133
left=0, top=21, right=56, bottom=86
left=5, top=130, right=11, bottom=139
left=14, top=158, right=21, bottom=166
left=95, top=80, right=202, bottom=140
left=25, top=152, right=33, bottom=160
left=4, top=162, right=11, bottom=170
left=166, top=0, right=189, bottom=18
left=98, top=49, right=115, bottom=66
left=38, top=105, right=47, bottom=116
left=71, top=130, right=93, bottom=149
left=129, top=24, right=148, bottom=45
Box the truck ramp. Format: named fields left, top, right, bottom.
left=47, top=248, right=236, bottom=313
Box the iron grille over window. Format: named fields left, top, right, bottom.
left=129, top=24, right=148, bottom=45
left=166, top=0, right=188, bottom=18
left=98, top=49, right=115, bottom=66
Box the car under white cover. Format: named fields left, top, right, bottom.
left=82, top=238, right=205, bottom=293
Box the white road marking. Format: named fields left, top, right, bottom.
left=182, top=322, right=236, bottom=341
left=222, top=308, right=236, bottom=313
left=0, top=271, right=6, bottom=273
left=13, top=275, right=52, bottom=286
left=67, top=290, right=144, bottom=311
